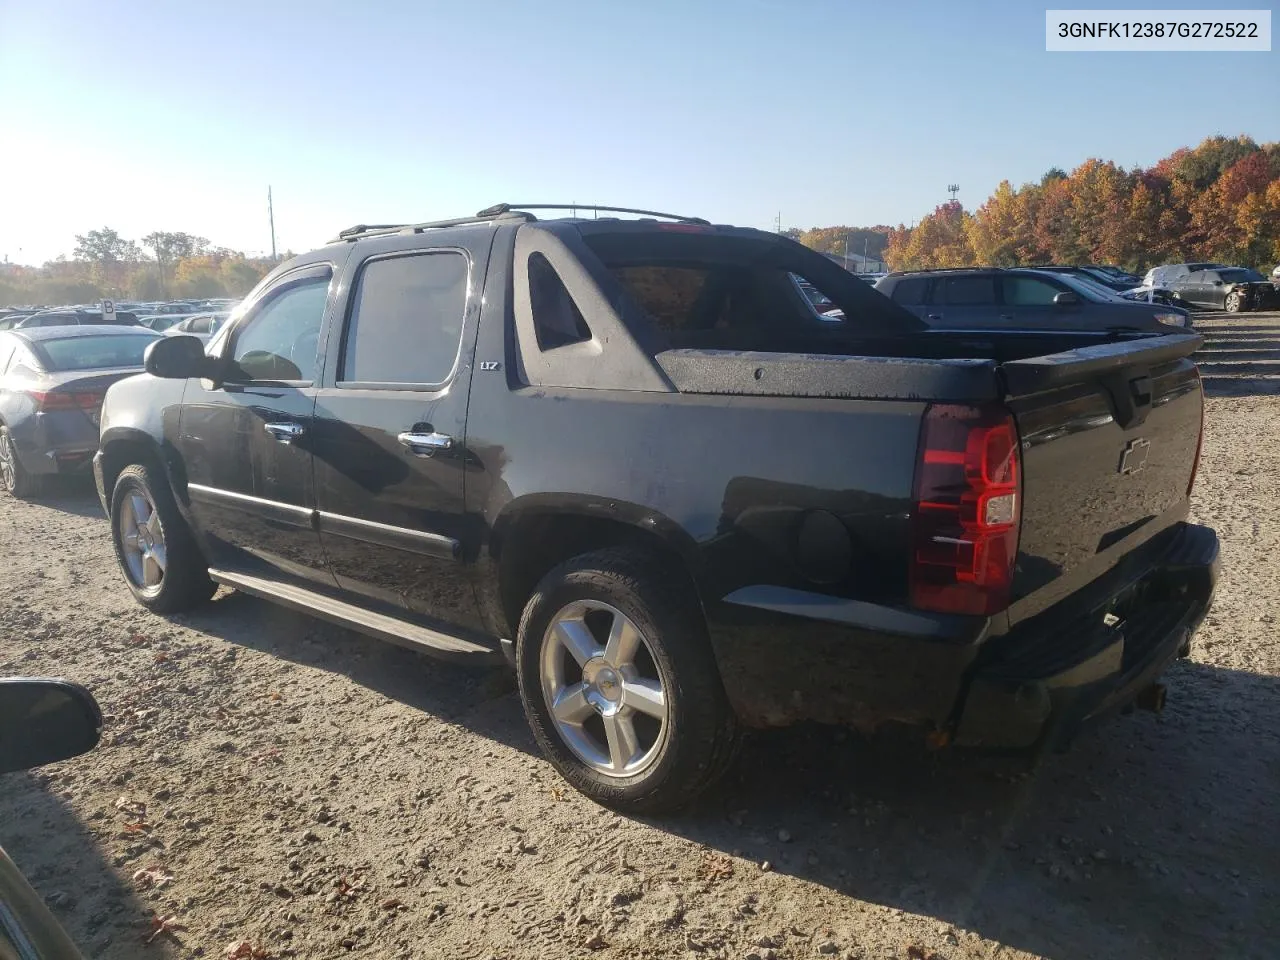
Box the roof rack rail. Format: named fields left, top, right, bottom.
left=331, top=210, right=534, bottom=243
left=478, top=203, right=710, bottom=225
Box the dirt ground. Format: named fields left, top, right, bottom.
left=1, top=314, right=1277, bottom=960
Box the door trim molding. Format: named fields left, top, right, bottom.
left=317, top=510, right=460, bottom=560
left=187, top=482, right=315, bottom=528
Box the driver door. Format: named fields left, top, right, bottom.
left=178, top=262, right=341, bottom=586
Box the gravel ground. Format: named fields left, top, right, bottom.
left=1, top=314, right=1277, bottom=960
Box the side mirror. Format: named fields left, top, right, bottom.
left=0, top=679, right=102, bottom=775
left=144, top=335, right=217, bottom=380
left=1052, top=291, right=1079, bottom=306
left=1212, top=280, right=1224, bottom=286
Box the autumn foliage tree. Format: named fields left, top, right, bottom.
left=882, top=135, right=1280, bottom=272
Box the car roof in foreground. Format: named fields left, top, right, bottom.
left=12, top=324, right=160, bottom=342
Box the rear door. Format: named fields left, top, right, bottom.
left=1199, top=270, right=1227, bottom=308
left=1172, top=270, right=1207, bottom=305
left=310, top=231, right=492, bottom=632
left=928, top=273, right=1000, bottom=328
left=178, top=262, right=341, bottom=584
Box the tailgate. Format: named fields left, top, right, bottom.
left=1000, top=334, right=1203, bottom=624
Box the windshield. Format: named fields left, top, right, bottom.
left=36, top=333, right=159, bottom=370
left=1041, top=271, right=1121, bottom=302
left=1220, top=268, right=1265, bottom=282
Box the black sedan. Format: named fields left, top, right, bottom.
left=1167, top=267, right=1278, bottom=312
left=0, top=325, right=161, bottom=496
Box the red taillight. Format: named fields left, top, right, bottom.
left=910, top=404, right=1021, bottom=616
left=1187, top=368, right=1204, bottom=497
left=26, top=390, right=104, bottom=412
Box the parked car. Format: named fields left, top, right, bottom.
left=0, top=326, right=161, bottom=495
left=10, top=312, right=139, bottom=331
left=95, top=204, right=1217, bottom=813
left=873, top=267, right=1190, bottom=331
left=1118, top=285, right=1195, bottom=310
left=137, top=314, right=195, bottom=331
left=0, top=677, right=101, bottom=960
left=1031, top=264, right=1143, bottom=293
left=163, top=311, right=229, bottom=342
left=1143, top=262, right=1227, bottom=289
left=1166, top=266, right=1278, bottom=312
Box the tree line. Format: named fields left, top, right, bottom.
left=786, top=136, right=1280, bottom=274
left=0, top=228, right=283, bottom=306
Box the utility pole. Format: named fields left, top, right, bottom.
left=268, top=186, right=277, bottom=261
left=775, top=211, right=781, bottom=233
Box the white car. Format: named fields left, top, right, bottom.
left=163, top=312, right=228, bottom=343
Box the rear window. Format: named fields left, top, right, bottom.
left=610, top=265, right=711, bottom=333
left=37, top=334, right=158, bottom=371
left=341, top=251, right=469, bottom=385
left=889, top=276, right=928, bottom=305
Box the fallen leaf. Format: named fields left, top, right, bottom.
left=124, top=821, right=150, bottom=833
left=225, top=941, right=273, bottom=959
left=144, top=913, right=184, bottom=944
left=696, top=852, right=735, bottom=882
left=132, top=866, right=174, bottom=889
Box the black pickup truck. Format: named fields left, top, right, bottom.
left=93, top=204, right=1218, bottom=813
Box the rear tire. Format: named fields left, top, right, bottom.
left=110, top=463, right=215, bottom=613
left=516, top=548, right=740, bottom=814
left=0, top=425, right=39, bottom=499
left=1225, top=292, right=1242, bottom=313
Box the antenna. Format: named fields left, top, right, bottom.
left=947, top=183, right=960, bottom=203
left=268, top=186, right=277, bottom=260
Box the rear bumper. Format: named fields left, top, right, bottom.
left=953, top=522, right=1219, bottom=750
left=10, top=413, right=99, bottom=476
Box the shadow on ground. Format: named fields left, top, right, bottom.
left=0, top=773, right=181, bottom=959
left=670, top=659, right=1278, bottom=960
left=181, top=585, right=1276, bottom=960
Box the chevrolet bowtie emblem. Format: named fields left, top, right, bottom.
left=1118, top=438, right=1150, bottom=475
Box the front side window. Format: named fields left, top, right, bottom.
left=1003, top=276, right=1061, bottom=306
left=341, top=251, right=468, bottom=385
left=231, top=271, right=331, bottom=382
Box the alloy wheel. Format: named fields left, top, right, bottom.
left=118, top=489, right=168, bottom=591
left=540, top=599, right=670, bottom=778
left=0, top=433, right=15, bottom=492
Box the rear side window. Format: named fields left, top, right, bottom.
left=528, top=253, right=591, bottom=349
left=342, top=251, right=469, bottom=385
left=889, top=277, right=928, bottom=305
left=0, top=338, right=15, bottom=374
left=1002, top=276, right=1061, bottom=305
left=938, top=275, right=996, bottom=305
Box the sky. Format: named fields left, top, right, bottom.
left=1, top=0, right=1277, bottom=265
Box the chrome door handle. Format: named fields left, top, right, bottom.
left=398, top=431, right=454, bottom=456
left=264, top=422, right=305, bottom=443
left=927, top=313, right=944, bottom=320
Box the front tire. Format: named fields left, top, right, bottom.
left=0, top=425, right=40, bottom=498
left=516, top=548, right=740, bottom=814
left=110, top=464, right=215, bottom=613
